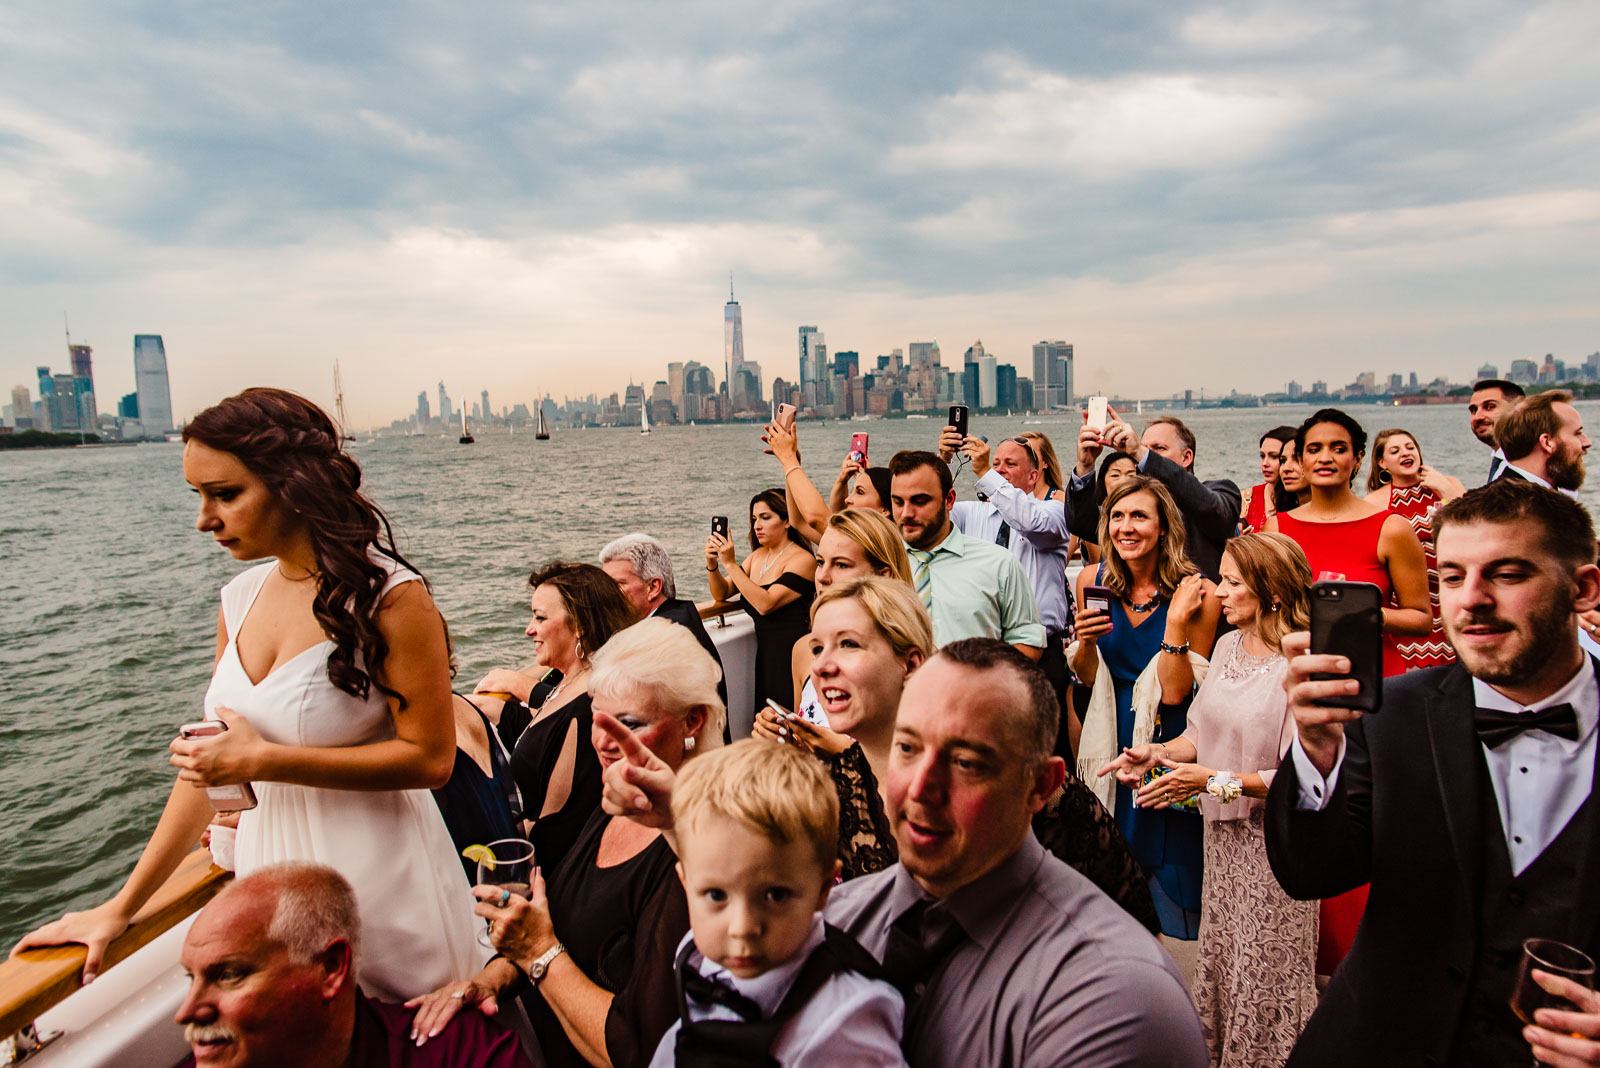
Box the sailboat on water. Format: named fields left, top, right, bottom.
left=458, top=407, right=474, bottom=444
left=333, top=361, right=355, bottom=445
left=640, top=400, right=651, bottom=435
left=536, top=406, right=550, bottom=440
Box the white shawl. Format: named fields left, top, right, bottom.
left=1070, top=640, right=1210, bottom=812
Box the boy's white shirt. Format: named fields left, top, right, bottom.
left=646, top=914, right=908, bottom=1067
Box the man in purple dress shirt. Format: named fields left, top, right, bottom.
left=175, top=862, right=534, bottom=1068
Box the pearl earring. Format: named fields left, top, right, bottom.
left=684, top=735, right=696, bottom=751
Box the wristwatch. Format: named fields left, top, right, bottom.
left=528, top=942, right=567, bottom=987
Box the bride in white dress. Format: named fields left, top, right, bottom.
left=14, top=388, right=486, bottom=1000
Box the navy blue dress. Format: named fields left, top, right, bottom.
left=1097, top=594, right=1203, bottom=939
left=432, top=699, right=521, bottom=885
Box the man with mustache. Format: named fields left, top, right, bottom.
left=176, top=862, right=532, bottom=1067
left=1468, top=378, right=1525, bottom=484
left=1493, top=389, right=1592, bottom=497
left=1266, top=479, right=1600, bottom=1067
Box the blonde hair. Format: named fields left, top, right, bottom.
left=590, top=618, right=726, bottom=749
left=1220, top=532, right=1312, bottom=652
left=1097, top=475, right=1196, bottom=600
left=672, top=739, right=838, bottom=870
left=1019, top=431, right=1066, bottom=492
left=822, top=509, right=913, bottom=583
left=810, top=576, right=934, bottom=662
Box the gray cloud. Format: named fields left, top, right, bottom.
left=2, top=0, right=1597, bottom=413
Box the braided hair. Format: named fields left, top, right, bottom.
left=183, top=388, right=422, bottom=708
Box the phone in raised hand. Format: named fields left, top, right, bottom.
left=1087, top=396, right=1109, bottom=431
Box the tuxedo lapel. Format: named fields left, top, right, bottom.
left=1570, top=659, right=1600, bottom=949
left=1423, top=666, right=1488, bottom=909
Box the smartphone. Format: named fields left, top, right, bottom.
left=949, top=404, right=969, bottom=441
left=1309, top=581, right=1384, bottom=713
left=848, top=432, right=869, bottom=467
left=178, top=721, right=260, bottom=812
left=775, top=403, right=796, bottom=431
left=1082, top=584, right=1114, bottom=616
left=711, top=515, right=730, bottom=540
left=1087, top=396, right=1109, bottom=431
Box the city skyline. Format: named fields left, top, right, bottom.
left=3, top=3, right=1598, bottom=423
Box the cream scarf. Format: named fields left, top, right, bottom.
left=1070, top=640, right=1210, bottom=812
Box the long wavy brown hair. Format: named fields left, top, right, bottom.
left=1095, top=475, right=1196, bottom=601
left=184, top=388, right=420, bottom=708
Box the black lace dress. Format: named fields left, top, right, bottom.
left=821, top=741, right=1160, bottom=933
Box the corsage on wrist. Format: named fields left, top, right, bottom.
left=1205, top=770, right=1243, bottom=804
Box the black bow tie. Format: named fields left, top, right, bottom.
left=1474, top=703, right=1581, bottom=749
left=679, top=961, right=762, bottom=1022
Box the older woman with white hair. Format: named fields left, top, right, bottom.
left=408, top=618, right=723, bottom=1068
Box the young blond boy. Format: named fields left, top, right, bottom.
left=648, top=739, right=907, bottom=1067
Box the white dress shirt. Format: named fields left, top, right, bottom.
left=951, top=470, right=1071, bottom=631
left=1291, top=659, right=1598, bottom=875
left=647, top=915, right=908, bottom=1068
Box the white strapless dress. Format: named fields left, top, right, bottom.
left=203, top=560, right=488, bottom=1000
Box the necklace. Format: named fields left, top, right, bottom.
left=756, top=544, right=790, bottom=582
left=276, top=561, right=319, bottom=583
left=1125, top=590, right=1162, bottom=613
left=542, top=664, right=589, bottom=708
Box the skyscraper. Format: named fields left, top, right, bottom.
left=35, top=367, right=56, bottom=431
left=1031, top=341, right=1073, bottom=409
left=724, top=281, right=747, bottom=410
left=416, top=391, right=431, bottom=426
left=134, top=335, right=175, bottom=435
left=11, top=384, right=32, bottom=429
left=668, top=361, right=686, bottom=416
left=797, top=326, right=818, bottom=406
left=978, top=355, right=998, bottom=408
left=437, top=381, right=452, bottom=423
left=70, top=344, right=96, bottom=429
left=481, top=389, right=491, bottom=422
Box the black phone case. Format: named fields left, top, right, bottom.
left=949, top=405, right=969, bottom=440
left=711, top=516, right=729, bottom=538
left=1309, top=581, right=1384, bottom=713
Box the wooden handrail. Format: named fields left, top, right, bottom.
left=696, top=599, right=743, bottom=621
left=0, top=850, right=231, bottom=1039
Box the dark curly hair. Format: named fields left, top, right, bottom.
left=184, top=388, right=421, bottom=708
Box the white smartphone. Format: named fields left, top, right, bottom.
left=179, top=721, right=259, bottom=812
left=1087, top=396, right=1109, bottom=431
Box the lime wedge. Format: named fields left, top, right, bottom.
left=461, top=843, right=498, bottom=870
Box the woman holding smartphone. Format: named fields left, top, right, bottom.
left=12, top=389, right=484, bottom=999
left=1070, top=475, right=1221, bottom=940
left=706, top=487, right=816, bottom=719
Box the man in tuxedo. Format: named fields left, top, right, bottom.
left=1469, top=378, right=1524, bottom=483
left=1067, top=414, right=1240, bottom=581
left=599, top=533, right=726, bottom=710
left=1493, top=389, right=1591, bottom=494
left=1266, top=479, right=1600, bottom=1067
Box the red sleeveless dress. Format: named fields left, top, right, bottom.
left=1276, top=508, right=1405, bottom=976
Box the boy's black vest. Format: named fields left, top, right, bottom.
left=672, top=924, right=885, bottom=1068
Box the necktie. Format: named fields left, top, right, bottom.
left=995, top=519, right=1012, bottom=548
left=1474, top=703, right=1581, bottom=749
left=909, top=549, right=935, bottom=611
left=679, top=961, right=762, bottom=1022
left=1488, top=454, right=1505, bottom=483
left=879, top=900, right=966, bottom=1015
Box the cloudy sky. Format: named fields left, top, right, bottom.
left=4, top=0, right=1598, bottom=423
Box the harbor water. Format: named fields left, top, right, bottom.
left=4, top=402, right=1597, bottom=948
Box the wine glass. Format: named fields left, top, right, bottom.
left=1510, top=937, right=1595, bottom=1039
left=474, top=837, right=535, bottom=947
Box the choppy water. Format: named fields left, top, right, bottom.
left=4, top=402, right=1597, bottom=948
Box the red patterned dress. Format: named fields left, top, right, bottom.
left=1382, top=483, right=1454, bottom=670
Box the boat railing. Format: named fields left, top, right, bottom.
left=696, top=599, right=743, bottom=626
left=0, top=849, right=230, bottom=1053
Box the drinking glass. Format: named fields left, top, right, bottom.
left=1510, top=938, right=1595, bottom=1037
left=475, top=837, right=535, bottom=947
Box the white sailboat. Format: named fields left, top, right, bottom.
left=333, top=361, right=355, bottom=444
left=536, top=406, right=550, bottom=440
left=640, top=400, right=651, bottom=435
left=458, top=407, right=473, bottom=444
